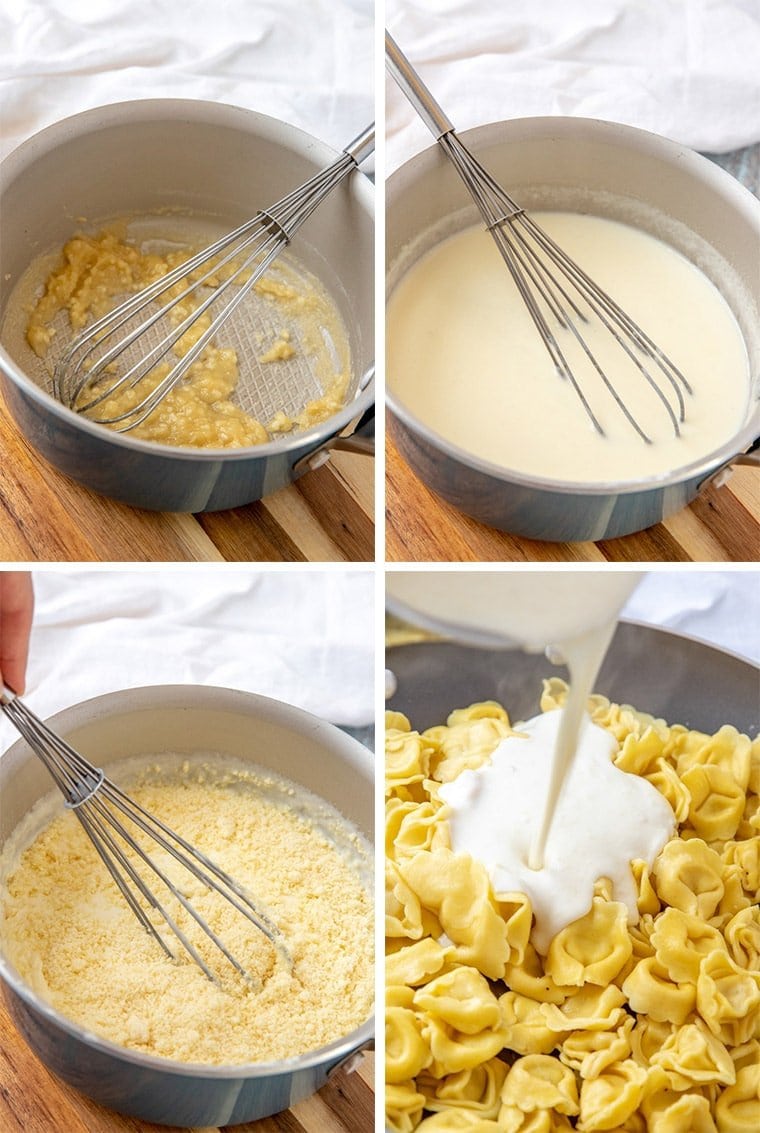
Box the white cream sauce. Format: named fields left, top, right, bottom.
left=438, top=710, right=675, bottom=953
left=386, top=212, right=750, bottom=483
left=387, top=570, right=675, bottom=946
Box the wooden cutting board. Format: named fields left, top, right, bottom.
left=0, top=408, right=374, bottom=563
left=385, top=435, right=760, bottom=562
left=386, top=145, right=760, bottom=565
left=0, top=1000, right=374, bottom=1132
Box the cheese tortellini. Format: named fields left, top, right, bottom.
left=386, top=688, right=760, bottom=1132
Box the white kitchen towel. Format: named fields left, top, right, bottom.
left=0, top=0, right=373, bottom=161
left=386, top=0, right=760, bottom=172
left=0, top=569, right=375, bottom=754
left=622, top=569, right=760, bottom=664
left=0, top=568, right=756, bottom=757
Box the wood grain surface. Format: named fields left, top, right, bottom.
left=0, top=409, right=374, bottom=563
left=385, top=436, right=760, bottom=563
left=0, top=1000, right=374, bottom=1132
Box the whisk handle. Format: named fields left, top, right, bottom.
left=344, top=124, right=375, bottom=166
left=0, top=684, right=15, bottom=705
left=385, top=30, right=454, bottom=139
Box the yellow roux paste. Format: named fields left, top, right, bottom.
left=387, top=212, right=751, bottom=483
left=0, top=763, right=373, bottom=1065
left=26, top=227, right=350, bottom=449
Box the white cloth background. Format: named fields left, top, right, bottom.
left=0, top=569, right=756, bottom=758
left=386, top=0, right=760, bottom=172
left=0, top=569, right=375, bottom=755
left=0, top=0, right=374, bottom=161
left=621, top=570, right=759, bottom=664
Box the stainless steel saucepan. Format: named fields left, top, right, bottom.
left=0, top=685, right=374, bottom=1126
left=0, top=101, right=374, bottom=513
left=386, top=117, right=760, bottom=542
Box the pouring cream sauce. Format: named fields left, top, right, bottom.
left=386, top=212, right=750, bottom=483
left=386, top=570, right=676, bottom=950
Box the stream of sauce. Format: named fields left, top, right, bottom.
left=386, top=570, right=676, bottom=948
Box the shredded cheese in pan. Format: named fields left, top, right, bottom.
left=2, top=763, right=373, bottom=1065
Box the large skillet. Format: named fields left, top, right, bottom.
left=387, top=620, right=759, bottom=736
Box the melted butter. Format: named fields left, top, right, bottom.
left=387, top=212, right=750, bottom=482
left=17, top=223, right=351, bottom=448
left=386, top=570, right=676, bottom=945
left=439, top=709, right=675, bottom=953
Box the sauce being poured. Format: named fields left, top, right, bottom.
left=386, top=570, right=676, bottom=944
left=438, top=710, right=674, bottom=952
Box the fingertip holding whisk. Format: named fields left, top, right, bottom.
left=0, top=686, right=291, bottom=988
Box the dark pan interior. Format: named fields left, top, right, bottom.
left=387, top=620, right=759, bottom=737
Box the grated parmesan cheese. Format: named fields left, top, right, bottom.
left=0, top=760, right=373, bottom=1065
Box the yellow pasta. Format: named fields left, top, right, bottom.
left=387, top=1005, right=433, bottom=1083
left=386, top=937, right=453, bottom=989
left=418, top=1058, right=508, bottom=1118
left=681, top=764, right=746, bottom=842
left=501, top=1055, right=580, bottom=1114
left=414, top=1113, right=502, bottom=1132
left=499, top=990, right=567, bottom=1056
left=384, top=691, right=760, bottom=1130
left=642, top=1085, right=719, bottom=1133
left=715, top=1063, right=760, bottom=1133
left=387, top=1081, right=427, bottom=1133
left=546, top=898, right=633, bottom=987
left=540, top=984, right=629, bottom=1034
left=724, top=906, right=760, bottom=971
left=652, top=838, right=726, bottom=920
left=696, top=950, right=760, bottom=1047
left=577, top=1058, right=648, bottom=1129
left=558, top=1015, right=633, bottom=1080
left=649, top=1017, right=735, bottom=1090
left=400, top=849, right=512, bottom=978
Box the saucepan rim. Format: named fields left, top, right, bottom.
left=0, top=97, right=375, bottom=461
left=386, top=114, right=760, bottom=496
left=0, top=683, right=375, bottom=1080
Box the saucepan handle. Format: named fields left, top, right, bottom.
left=698, top=435, right=760, bottom=491
left=332, top=406, right=375, bottom=456
left=293, top=368, right=375, bottom=473
left=326, top=1037, right=375, bottom=1082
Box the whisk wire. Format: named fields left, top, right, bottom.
left=0, top=688, right=290, bottom=985
left=54, top=133, right=372, bottom=431
left=76, top=238, right=284, bottom=430
left=441, top=130, right=690, bottom=443
left=81, top=790, right=259, bottom=984
left=69, top=225, right=280, bottom=406
left=386, top=32, right=693, bottom=442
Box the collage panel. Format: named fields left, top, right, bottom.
left=384, top=3, right=759, bottom=562
left=0, top=1, right=374, bottom=564
left=0, top=1, right=759, bottom=1131
left=0, top=566, right=375, bottom=1129
left=384, top=566, right=760, bottom=1131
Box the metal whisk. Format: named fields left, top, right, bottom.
left=53, top=124, right=374, bottom=432
left=0, top=685, right=290, bottom=986
left=386, top=33, right=692, bottom=443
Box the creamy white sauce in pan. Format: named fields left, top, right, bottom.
left=387, top=212, right=750, bottom=483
